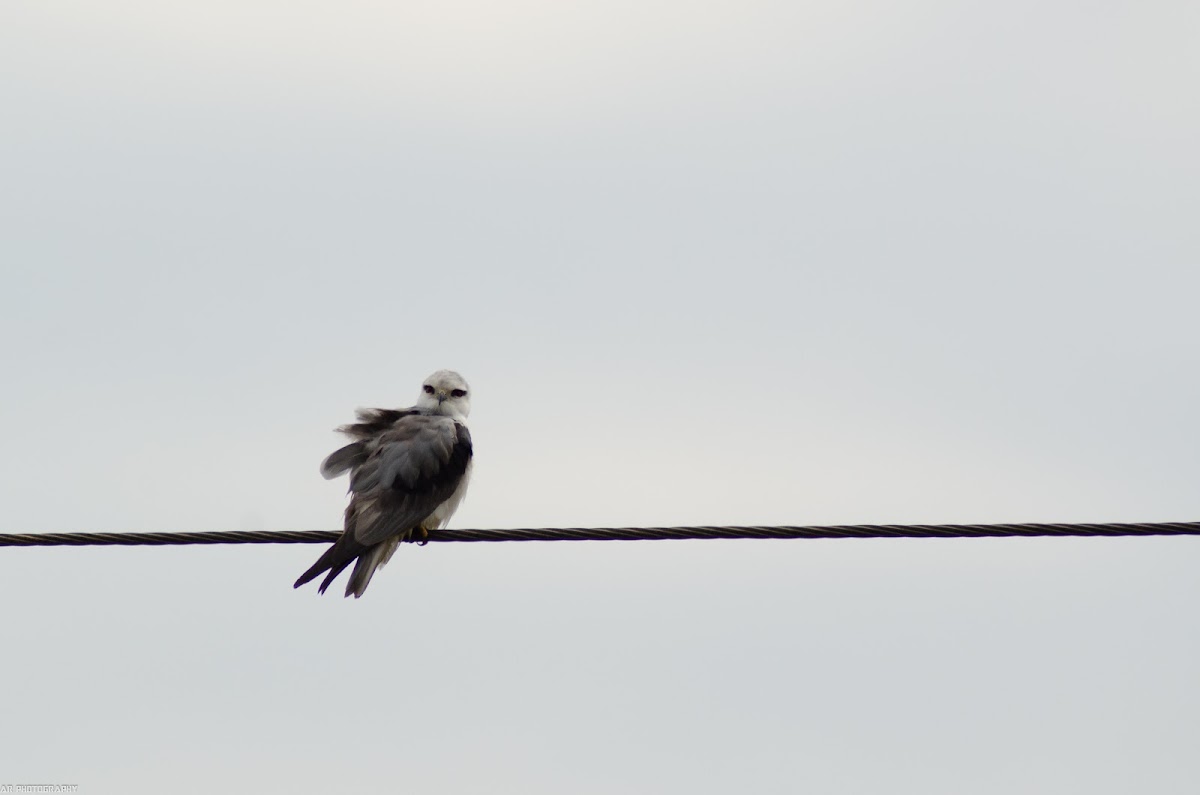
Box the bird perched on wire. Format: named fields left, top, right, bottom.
left=294, top=370, right=474, bottom=598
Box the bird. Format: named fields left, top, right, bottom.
left=294, top=370, right=474, bottom=598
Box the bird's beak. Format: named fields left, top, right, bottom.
left=436, top=391, right=448, bottom=403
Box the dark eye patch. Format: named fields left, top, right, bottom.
left=451, top=389, right=467, bottom=398
left=423, top=385, right=435, bottom=394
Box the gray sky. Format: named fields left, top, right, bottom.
left=2, top=0, right=1198, bottom=792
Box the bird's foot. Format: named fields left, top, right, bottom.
left=416, top=525, right=430, bottom=546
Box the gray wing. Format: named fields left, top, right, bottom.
left=347, top=414, right=473, bottom=546
left=295, top=413, right=472, bottom=596
left=318, top=407, right=423, bottom=479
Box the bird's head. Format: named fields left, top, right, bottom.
left=416, top=370, right=471, bottom=420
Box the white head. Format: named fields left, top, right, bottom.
left=416, top=369, right=471, bottom=421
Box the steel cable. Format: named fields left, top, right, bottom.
left=1, top=521, right=1198, bottom=548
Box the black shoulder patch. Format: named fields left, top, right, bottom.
left=456, top=422, right=474, bottom=456
left=385, top=421, right=472, bottom=498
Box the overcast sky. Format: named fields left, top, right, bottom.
left=2, top=1, right=1198, bottom=792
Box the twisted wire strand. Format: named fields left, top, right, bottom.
left=0, top=521, right=1198, bottom=548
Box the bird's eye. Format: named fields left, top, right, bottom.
left=423, top=385, right=435, bottom=394
left=451, top=389, right=467, bottom=398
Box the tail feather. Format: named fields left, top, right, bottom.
left=294, top=534, right=369, bottom=592
left=295, top=532, right=408, bottom=598
left=345, top=546, right=386, bottom=599
left=318, top=558, right=356, bottom=594
left=344, top=536, right=404, bottom=598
